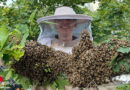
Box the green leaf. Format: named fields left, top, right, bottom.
left=125, top=58, right=130, bottom=72
left=40, top=21, right=57, bottom=25
left=0, top=52, right=3, bottom=58
left=4, top=41, right=14, bottom=49
left=5, top=70, right=13, bottom=80
left=117, top=47, right=130, bottom=53
left=11, top=49, right=24, bottom=60
left=116, top=84, right=130, bottom=90
left=55, top=75, right=70, bottom=89
left=110, top=52, right=118, bottom=66
left=3, top=44, right=24, bottom=61
left=50, top=81, right=57, bottom=90
left=10, top=29, right=21, bottom=35
left=110, top=46, right=114, bottom=50
left=29, top=8, right=37, bottom=22
left=13, top=74, right=19, bottom=81
left=113, top=65, right=120, bottom=73
left=0, top=25, right=9, bottom=50
left=17, top=76, right=31, bottom=89
left=20, top=25, right=29, bottom=47
left=113, top=59, right=125, bottom=73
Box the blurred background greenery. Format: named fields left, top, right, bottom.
left=0, top=0, right=129, bottom=42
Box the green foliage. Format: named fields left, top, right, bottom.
left=0, top=24, right=29, bottom=63
left=110, top=46, right=130, bottom=73
left=110, top=52, right=118, bottom=65
left=117, top=47, right=130, bottom=53
left=83, top=0, right=130, bottom=43
left=50, top=74, right=70, bottom=90
left=0, top=0, right=97, bottom=41
left=0, top=25, right=8, bottom=50
left=0, top=68, right=32, bottom=89
left=2, top=0, right=129, bottom=42
left=112, top=57, right=130, bottom=72
left=116, top=84, right=130, bottom=90
left=15, top=0, right=96, bottom=10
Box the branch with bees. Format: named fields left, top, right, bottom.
left=11, top=41, right=71, bottom=86
left=10, top=31, right=130, bottom=88
left=68, top=31, right=130, bottom=88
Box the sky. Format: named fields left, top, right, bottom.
left=0, top=0, right=16, bottom=6
left=6, top=0, right=13, bottom=5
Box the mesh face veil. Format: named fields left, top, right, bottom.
left=37, top=19, right=93, bottom=47
left=37, top=6, right=93, bottom=48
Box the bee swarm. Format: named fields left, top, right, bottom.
left=11, top=41, right=70, bottom=85
left=11, top=31, right=130, bottom=88
left=68, top=31, right=130, bottom=88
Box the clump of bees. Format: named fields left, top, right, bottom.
left=72, top=30, right=93, bottom=60
left=11, top=41, right=54, bottom=85
left=11, top=31, right=130, bottom=88
left=11, top=41, right=70, bottom=85
left=68, top=31, right=130, bottom=88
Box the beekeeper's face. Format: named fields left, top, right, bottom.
left=55, top=19, right=77, bottom=34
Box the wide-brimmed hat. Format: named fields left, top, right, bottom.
left=37, top=6, right=92, bottom=24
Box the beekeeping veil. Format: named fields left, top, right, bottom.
left=37, top=6, right=93, bottom=46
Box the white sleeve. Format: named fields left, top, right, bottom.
left=88, top=23, right=93, bottom=41
left=37, top=38, right=52, bottom=47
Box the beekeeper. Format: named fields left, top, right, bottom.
left=37, top=6, right=93, bottom=54
left=35, top=6, right=130, bottom=90
left=33, top=6, right=93, bottom=90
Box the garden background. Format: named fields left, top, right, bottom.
left=0, top=0, right=129, bottom=89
